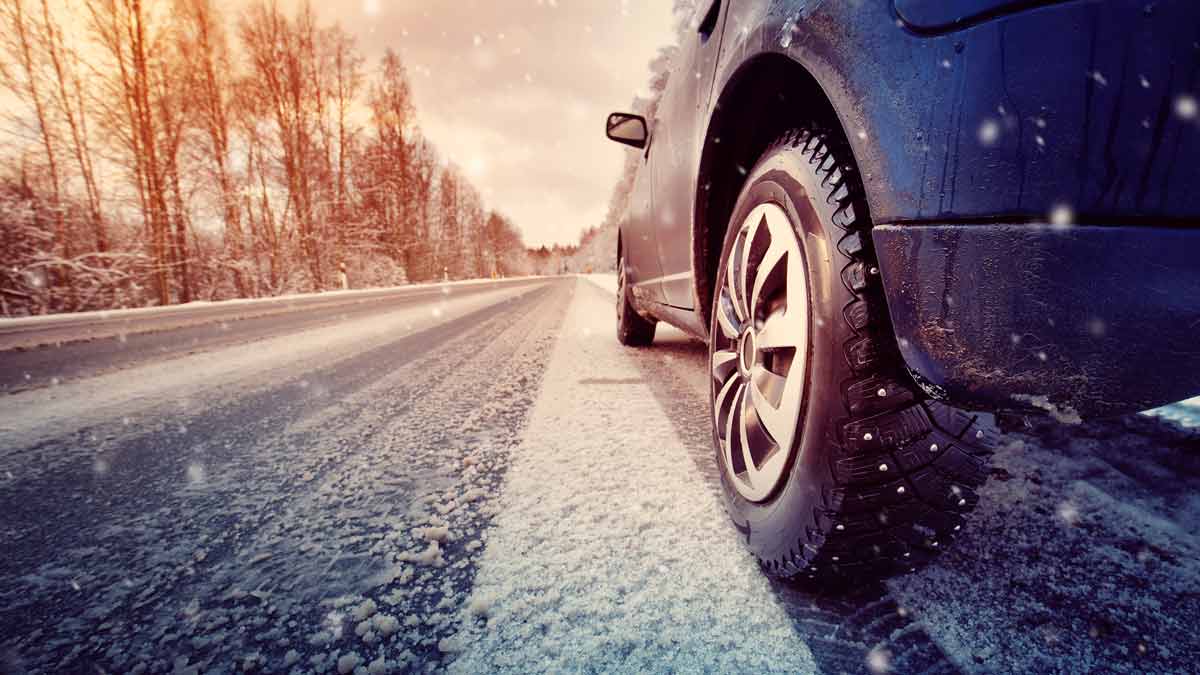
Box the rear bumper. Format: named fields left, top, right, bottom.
left=872, top=223, right=1200, bottom=419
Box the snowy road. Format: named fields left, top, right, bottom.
left=1, top=277, right=1198, bottom=674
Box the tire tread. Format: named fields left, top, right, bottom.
left=751, top=129, right=997, bottom=584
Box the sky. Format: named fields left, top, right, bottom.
left=291, top=0, right=679, bottom=248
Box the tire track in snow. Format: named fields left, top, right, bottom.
left=583, top=274, right=1200, bottom=674
left=589, top=281, right=960, bottom=675
left=448, top=279, right=821, bottom=673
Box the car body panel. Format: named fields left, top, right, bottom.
left=617, top=0, right=1200, bottom=416
left=624, top=148, right=665, bottom=306
left=874, top=223, right=1200, bottom=418
left=893, top=0, right=1076, bottom=34
left=648, top=0, right=730, bottom=308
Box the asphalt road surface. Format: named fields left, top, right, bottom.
left=1, top=277, right=1197, bottom=674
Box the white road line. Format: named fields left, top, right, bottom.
left=448, top=279, right=817, bottom=673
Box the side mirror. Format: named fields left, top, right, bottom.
left=606, top=112, right=648, bottom=149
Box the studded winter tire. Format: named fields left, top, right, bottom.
left=616, top=250, right=657, bottom=347
left=709, top=128, right=998, bottom=585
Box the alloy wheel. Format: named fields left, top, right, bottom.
left=711, top=203, right=810, bottom=502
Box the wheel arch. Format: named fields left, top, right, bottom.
left=692, top=52, right=870, bottom=333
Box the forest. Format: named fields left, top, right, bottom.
left=0, top=0, right=536, bottom=316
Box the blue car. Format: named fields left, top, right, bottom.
left=605, top=0, right=1200, bottom=583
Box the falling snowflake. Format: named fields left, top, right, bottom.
left=978, top=119, right=1000, bottom=146
left=1057, top=501, right=1080, bottom=525
left=866, top=646, right=892, bottom=674
left=1049, top=203, right=1074, bottom=230
left=1175, top=94, right=1198, bottom=120
left=187, top=463, right=206, bottom=484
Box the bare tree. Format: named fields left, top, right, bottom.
left=179, top=0, right=247, bottom=295
left=39, top=0, right=107, bottom=254
left=326, top=25, right=362, bottom=262
left=408, top=133, right=439, bottom=281
left=240, top=0, right=324, bottom=288
left=1, top=0, right=530, bottom=314
left=437, top=166, right=462, bottom=280
left=1, top=0, right=70, bottom=306
left=85, top=0, right=181, bottom=305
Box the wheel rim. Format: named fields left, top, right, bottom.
left=712, top=202, right=809, bottom=502
left=617, top=257, right=627, bottom=321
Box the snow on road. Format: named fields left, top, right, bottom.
left=577, top=274, right=1200, bottom=674
left=0, top=284, right=538, bottom=464
left=579, top=273, right=618, bottom=296
left=0, top=281, right=568, bottom=673
left=889, top=415, right=1200, bottom=673
left=2, top=275, right=1197, bottom=674
left=448, top=279, right=817, bottom=673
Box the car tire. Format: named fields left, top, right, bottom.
left=708, top=128, right=997, bottom=584
left=616, top=251, right=656, bottom=346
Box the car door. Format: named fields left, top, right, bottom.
left=623, top=146, right=666, bottom=304
left=650, top=0, right=729, bottom=308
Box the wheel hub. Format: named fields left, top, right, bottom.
left=710, top=203, right=810, bottom=503
left=737, top=328, right=757, bottom=376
